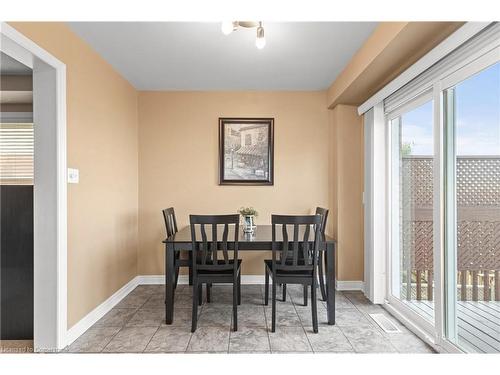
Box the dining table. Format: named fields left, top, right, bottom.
left=163, top=224, right=337, bottom=325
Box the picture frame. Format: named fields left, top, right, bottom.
left=219, top=117, right=274, bottom=185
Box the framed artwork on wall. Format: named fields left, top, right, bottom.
left=219, top=117, right=274, bottom=185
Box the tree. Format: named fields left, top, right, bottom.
left=401, top=142, right=414, bottom=157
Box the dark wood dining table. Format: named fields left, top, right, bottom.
left=163, top=224, right=337, bottom=325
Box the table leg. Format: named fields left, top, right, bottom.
left=326, top=242, right=336, bottom=325
left=165, top=241, right=175, bottom=324
left=188, top=252, right=193, bottom=286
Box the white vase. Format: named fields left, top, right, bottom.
left=243, top=215, right=256, bottom=233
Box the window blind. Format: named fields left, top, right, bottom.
left=384, top=22, right=500, bottom=114
left=0, top=123, right=34, bottom=185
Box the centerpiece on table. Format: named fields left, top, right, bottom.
left=238, top=206, right=258, bottom=234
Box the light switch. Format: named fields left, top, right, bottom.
left=68, top=168, right=79, bottom=184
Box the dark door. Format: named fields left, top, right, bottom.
left=0, top=185, right=34, bottom=339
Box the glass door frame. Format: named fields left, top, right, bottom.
left=384, top=45, right=500, bottom=353
left=440, top=46, right=500, bottom=350
left=385, top=89, right=437, bottom=342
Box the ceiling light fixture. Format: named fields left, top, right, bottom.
left=221, top=21, right=266, bottom=49
left=221, top=21, right=237, bottom=35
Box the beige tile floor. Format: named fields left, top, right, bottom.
left=65, top=284, right=435, bottom=354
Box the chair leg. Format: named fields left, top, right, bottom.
left=233, top=278, right=238, bottom=332
left=191, top=281, right=198, bottom=333
left=264, top=267, right=269, bottom=306
left=282, top=283, right=287, bottom=302
left=271, top=279, right=277, bottom=333
left=237, top=272, right=241, bottom=305
left=206, top=283, right=211, bottom=303
left=175, top=267, right=181, bottom=289
left=174, top=252, right=181, bottom=289
left=188, top=252, right=193, bottom=286
left=318, top=252, right=327, bottom=301
left=303, top=284, right=308, bottom=306
left=311, top=283, right=318, bottom=333
left=198, top=284, right=203, bottom=306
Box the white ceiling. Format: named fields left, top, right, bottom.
left=68, top=22, right=378, bottom=90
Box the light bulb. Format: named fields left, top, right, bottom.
left=256, top=26, right=265, bottom=49
left=221, top=21, right=235, bottom=35
left=256, top=37, right=266, bottom=49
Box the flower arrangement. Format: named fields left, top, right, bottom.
left=238, top=207, right=258, bottom=233
left=238, top=207, right=258, bottom=217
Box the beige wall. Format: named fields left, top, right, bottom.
left=138, top=91, right=330, bottom=275
left=329, top=105, right=364, bottom=281
left=10, top=23, right=139, bottom=328
left=4, top=22, right=463, bottom=330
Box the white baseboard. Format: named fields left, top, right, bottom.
left=137, top=275, right=166, bottom=284
left=335, top=280, right=365, bottom=291
left=138, top=275, right=365, bottom=290
left=137, top=275, right=266, bottom=285
left=237, top=275, right=266, bottom=284
left=65, top=276, right=140, bottom=347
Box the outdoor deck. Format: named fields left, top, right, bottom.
left=405, top=300, right=500, bottom=353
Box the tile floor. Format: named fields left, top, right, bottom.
left=66, top=284, right=435, bottom=354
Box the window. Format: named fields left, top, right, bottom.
left=0, top=123, right=34, bottom=185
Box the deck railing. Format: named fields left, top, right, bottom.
left=401, top=156, right=500, bottom=302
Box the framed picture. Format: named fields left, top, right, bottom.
left=219, top=117, right=274, bottom=185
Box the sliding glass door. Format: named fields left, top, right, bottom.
left=389, top=96, right=436, bottom=324
left=443, top=61, right=500, bottom=353
left=386, top=27, right=499, bottom=352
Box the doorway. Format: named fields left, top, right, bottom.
left=0, top=23, right=67, bottom=352
left=0, top=51, right=34, bottom=351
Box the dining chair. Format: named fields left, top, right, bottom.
left=162, top=207, right=192, bottom=288
left=315, top=207, right=329, bottom=301
left=264, top=214, right=322, bottom=333
left=279, top=207, right=329, bottom=305
left=189, top=214, right=241, bottom=332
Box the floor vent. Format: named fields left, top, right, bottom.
left=369, top=313, right=402, bottom=333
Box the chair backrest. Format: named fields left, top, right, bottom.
left=271, top=214, right=321, bottom=273
left=162, top=207, right=178, bottom=238
left=315, top=207, right=329, bottom=235
left=189, top=214, right=240, bottom=273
